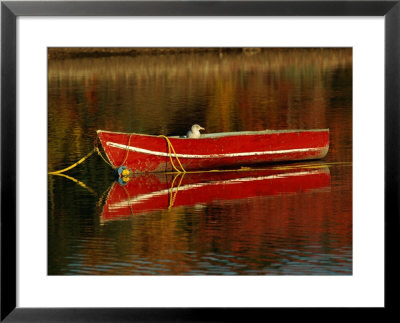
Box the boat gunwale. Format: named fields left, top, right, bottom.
left=97, top=128, right=330, bottom=140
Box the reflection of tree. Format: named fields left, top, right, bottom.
left=49, top=166, right=352, bottom=275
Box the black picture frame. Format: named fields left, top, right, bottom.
left=1, top=1, right=399, bottom=321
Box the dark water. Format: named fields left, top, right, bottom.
left=48, top=48, right=352, bottom=275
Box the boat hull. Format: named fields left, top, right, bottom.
left=97, top=129, right=329, bottom=173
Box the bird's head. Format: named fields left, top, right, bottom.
left=192, top=124, right=205, bottom=132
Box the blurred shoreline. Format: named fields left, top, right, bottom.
left=48, top=47, right=351, bottom=60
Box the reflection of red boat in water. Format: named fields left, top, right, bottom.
left=100, top=164, right=331, bottom=222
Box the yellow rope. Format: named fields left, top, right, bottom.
left=161, top=161, right=351, bottom=175
left=158, top=135, right=186, bottom=173
left=120, top=133, right=134, bottom=167
left=95, top=146, right=115, bottom=169
left=168, top=173, right=185, bottom=209
left=51, top=173, right=97, bottom=195
left=48, top=133, right=184, bottom=176
left=121, top=185, right=135, bottom=216
left=48, top=148, right=96, bottom=175
left=95, top=133, right=134, bottom=170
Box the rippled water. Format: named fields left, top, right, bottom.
left=48, top=48, right=352, bottom=275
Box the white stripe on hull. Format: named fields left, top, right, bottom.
left=106, top=141, right=324, bottom=159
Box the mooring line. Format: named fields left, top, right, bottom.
left=48, top=148, right=97, bottom=175
left=50, top=173, right=97, bottom=196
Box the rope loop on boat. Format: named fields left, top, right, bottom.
left=158, top=135, right=187, bottom=174
left=120, top=133, right=134, bottom=167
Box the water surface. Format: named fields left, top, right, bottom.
left=48, top=48, right=352, bottom=275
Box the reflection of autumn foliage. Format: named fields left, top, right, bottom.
left=52, top=166, right=351, bottom=275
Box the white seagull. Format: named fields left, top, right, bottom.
left=187, top=124, right=205, bottom=138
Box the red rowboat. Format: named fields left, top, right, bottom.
left=97, top=129, right=329, bottom=173
left=100, top=165, right=331, bottom=222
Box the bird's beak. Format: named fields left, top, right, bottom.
left=200, top=127, right=205, bottom=131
